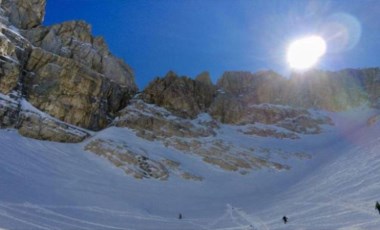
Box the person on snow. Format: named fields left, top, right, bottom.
left=178, top=213, right=183, bottom=219
left=376, top=201, right=380, bottom=214
left=282, top=216, right=288, bottom=224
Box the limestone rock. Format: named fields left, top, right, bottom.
left=195, top=71, right=213, bottom=86
left=1, top=0, right=46, bottom=29
left=23, top=20, right=136, bottom=87
left=0, top=1, right=138, bottom=132
left=0, top=57, right=19, bottom=94
left=114, top=99, right=216, bottom=139
left=113, top=99, right=294, bottom=174
left=0, top=2, right=138, bottom=133
left=353, top=68, right=380, bottom=108
left=0, top=30, right=20, bottom=95
left=16, top=19, right=138, bottom=130
left=216, top=70, right=285, bottom=104
left=0, top=94, right=89, bottom=142
left=286, top=69, right=367, bottom=111
left=24, top=47, right=135, bottom=130
left=141, top=71, right=215, bottom=119
left=85, top=139, right=169, bottom=180
left=208, top=93, right=244, bottom=123
left=18, top=110, right=89, bottom=143
left=238, top=126, right=299, bottom=139
left=0, top=94, right=19, bottom=127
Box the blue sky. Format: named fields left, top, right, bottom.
left=44, top=0, right=380, bottom=89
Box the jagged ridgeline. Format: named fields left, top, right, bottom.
left=0, top=0, right=380, bottom=145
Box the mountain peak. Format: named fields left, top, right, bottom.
left=1, top=0, right=46, bottom=29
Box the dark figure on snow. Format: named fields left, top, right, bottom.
left=178, top=213, right=182, bottom=219
left=376, top=201, right=380, bottom=214
left=282, top=216, right=288, bottom=224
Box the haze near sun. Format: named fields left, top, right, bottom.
left=287, top=36, right=327, bottom=70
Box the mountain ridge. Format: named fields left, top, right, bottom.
left=0, top=0, right=379, bottom=179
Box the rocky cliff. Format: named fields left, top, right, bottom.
left=140, top=71, right=216, bottom=119
left=0, top=0, right=137, bottom=141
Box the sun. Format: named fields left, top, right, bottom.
left=287, top=36, right=327, bottom=70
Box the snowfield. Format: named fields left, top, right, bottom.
left=1, top=107, right=380, bottom=229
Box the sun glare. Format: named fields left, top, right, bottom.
left=287, top=36, right=327, bottom=70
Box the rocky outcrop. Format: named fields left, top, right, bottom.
left=114, top=99, right=217, bottom=140
left=210, top=71, right=289, bottom=123
left=114, top=100, right=300, bottom=174
left=85, top=139, right=169, bottom=180
left=0, top=29, right=20, bottom=95
left=216, top=70, right=285, bottom=104
left=210, top=99, right=333, bottom=134
left=209, top=69, right=380, bottom=124
left=1, top=0, right=46, bottom=29
left=18, top=110, right=89, bottom=143
left=208, top=94, right=244, bottom=123
left=195, top=71, right=213, bottom=86
left=238, top=126, right=299, bottom=139
left=141, top=71, right=216, bottom=119
left=21, top=19, right=138, bottom=130
left=85, top=138, right=202, bottom=181
left=350, top=68, right=380, bottom=108
left=23, top=20, right=135, bottom=87
left=24, top=47, right=135, bottom=130
left=0, top=94, right=88, bottom=142
left=0, top=94, right=19, bottom=127
left=0, top=1, right=138, bottom=133
left=286, top=69, right=367, bottom=111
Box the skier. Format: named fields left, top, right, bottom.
left=178, top=213, right=182, bottom=219
left=376, top=201, right=380, bottom=214
left=282, top=216, right=288, bottom=224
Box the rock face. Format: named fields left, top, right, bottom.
left=1, top=0, right=46, bottom=29
left=0, top=94, right=19, bottom=127
left=23, top=47, right=135, bottom=130
left=23, top=20, right=135, bottom=86
left=0, top=95, right=88, bottom=142
left=209, top=69, right=379, bottom=124
left=114, top=99, right=217, bottom=140
left=22, top=19, right=138, bottom=130
left=286, top=69, right=367, bottom=111
left=141, top=71, right=216, bottom=119
left=18, top=110, right=89, bottom=143
left=0, top=0, right=138, bottom=136
left=0, top=28, right=22, bottom=95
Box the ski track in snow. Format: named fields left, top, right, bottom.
left=1, top=108, right=380, bottom=229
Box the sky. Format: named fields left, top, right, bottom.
left=44, top=0, right=380, bottom=89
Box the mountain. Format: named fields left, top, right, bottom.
left=1, top=0, right=380, bottom=229
left=0, top=0, right=137, bottom=142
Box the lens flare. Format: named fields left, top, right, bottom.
left=287, top=36, right=327, bottom=70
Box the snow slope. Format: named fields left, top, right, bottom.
left=0, top=107, right=380, bottom=229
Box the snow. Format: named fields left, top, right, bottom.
left=0, top=106, right=380, bottom=229
left=0, top=93, right=16, bottom=104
